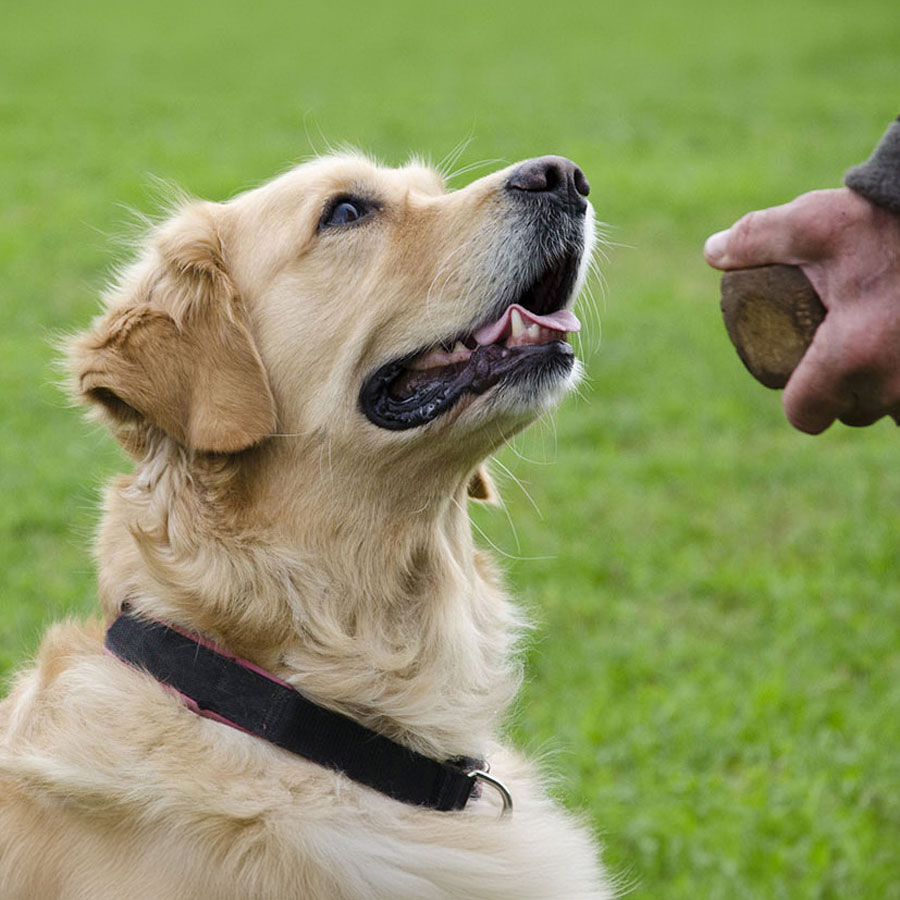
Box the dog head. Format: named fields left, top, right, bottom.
left=71, top=153, right=594, bottom=500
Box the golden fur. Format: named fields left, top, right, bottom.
left=0, top=154, right=612, bottom=899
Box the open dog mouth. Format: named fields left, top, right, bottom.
left=360, top=251, right=582, bottom=430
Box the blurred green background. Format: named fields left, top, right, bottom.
left=2, top=0, right=899, bottom=896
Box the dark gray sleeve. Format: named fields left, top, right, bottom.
left=844, top=117, right=900, bottom=215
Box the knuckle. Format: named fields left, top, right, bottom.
left=788, top=192, right=823, bottom=228
left=729, top=212, right=761, bottom=255
left=792, top=189, right=864, bottom=253
left=839, top=408, right=883, bottom=428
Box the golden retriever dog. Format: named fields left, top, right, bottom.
left=0, top=152, right=612, bottom=899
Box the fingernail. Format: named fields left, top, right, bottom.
left=704, top=229, right=730, bottom=265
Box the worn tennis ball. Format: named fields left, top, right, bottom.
left=720, top=264, right=826, bottom=389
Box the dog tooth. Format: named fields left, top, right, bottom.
left=453, top=341, right=468, bottom=353
left=510, top=308, right=526, bottom=338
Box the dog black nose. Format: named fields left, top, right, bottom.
left=506, top=156, right=590, bottom=206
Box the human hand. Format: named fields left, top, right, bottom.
left=705, top=188, right=900, bottom=433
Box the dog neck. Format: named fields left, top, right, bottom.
left=95, top=435, right=524, bottom=758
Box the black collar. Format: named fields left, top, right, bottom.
left=105, top=610, right=486, bottom=812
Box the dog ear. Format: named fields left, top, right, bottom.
left=467, top=464, right=499, bottom=504
left=72, top=202, right=276, bottom=454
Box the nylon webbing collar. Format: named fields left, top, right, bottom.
left=105, top=610, right=482, bottom=812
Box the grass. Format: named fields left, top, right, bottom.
left=3, top=0, right=900, bottom=896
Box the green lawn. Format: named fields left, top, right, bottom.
left=3, top=1, right=899, bottom=896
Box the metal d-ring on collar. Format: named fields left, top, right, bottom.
left=469, top=769, right=514, bottom=816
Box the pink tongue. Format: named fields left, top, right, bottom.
left=472, top=304, right=581, bottom=346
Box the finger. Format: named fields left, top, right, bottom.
left=781, top=323, right=855, bottom=434
left=837, top=379, right=900, bottom=428
left=838, top=407, right=885, bottom=428
left=704, top=193, right=835, bottom=270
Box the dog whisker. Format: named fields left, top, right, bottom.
left=490, top=455, right=543, bottom=521
left=436, top=132, right=475, bottom=180
left=444, top=157, right=510, bottom=184
left=452, top=495, right=553, bottom=562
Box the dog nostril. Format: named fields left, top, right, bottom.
left=573, top=167, right=590, bottom=198
left=507, top=156, right=590, bottom=200
left=543, top=163, right=562, bottom=193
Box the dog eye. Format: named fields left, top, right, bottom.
left=320, top=196, right=373, bottom=230
left=329, top=201, right=361, bottom=225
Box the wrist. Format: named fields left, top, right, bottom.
left=845, top=118, right=900, bottom=216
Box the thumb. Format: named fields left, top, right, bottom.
left=704, top=196, right=824, bottom=271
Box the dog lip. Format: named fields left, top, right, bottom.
left=359, top=246, right=584, bottom=431
left=359, top=342, right=574, bottom=431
